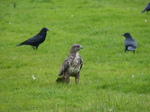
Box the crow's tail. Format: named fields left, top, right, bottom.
left=141, top=9, right=145, bottom=13
left=16, top=42, right=25, bottom=46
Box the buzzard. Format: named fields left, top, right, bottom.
left=122, top=33, right=137, bottom=53
left=17, top=27, right=49, bottom=49
left=56, top=44, right=83, bottom=84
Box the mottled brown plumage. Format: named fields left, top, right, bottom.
left=56, top=44, right=83, bottom=84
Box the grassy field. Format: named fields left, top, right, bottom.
left=0, top=0, right=150, bottom=111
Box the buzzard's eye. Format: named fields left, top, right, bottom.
left=76, top=45, right=80, bottom=48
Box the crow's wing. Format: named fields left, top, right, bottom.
left=24, top=35, right=44, bottom=44
left=17, top=34, right=44, bottom=46
left=124, top=40, right=137, bottom=48
left=145, top=3, right=150, bottom=10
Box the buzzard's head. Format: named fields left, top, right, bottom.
left=70, top=44, right=83, bottom=53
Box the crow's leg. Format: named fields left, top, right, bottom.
left=35, top=45, right=39, bottom=50
left=125, top=46, right=127, bottom=53
left=32, top=46, right=36, bottom=50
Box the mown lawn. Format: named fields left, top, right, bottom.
left=0, top=0, right=150, bottom=112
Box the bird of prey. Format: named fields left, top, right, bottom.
left=122, top=33, right=137, bottom=53
left=56, top=44, right=83, bottom=84
left=141, top=2, right=150, bottom=13
left=17, top=27, right=49, bottom=49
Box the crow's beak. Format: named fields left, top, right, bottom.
left=122, top=34, right=125, bottom=36
left=47, top=28, right=50, bottom=31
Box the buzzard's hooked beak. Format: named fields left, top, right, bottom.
left=80, top=46, right=83, bottom=49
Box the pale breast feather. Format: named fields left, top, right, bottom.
left=68, top=66, right=80, bottom=74
left=68, top=52, right=81, bottom=74
left=74, top=52, right=80, bottom=64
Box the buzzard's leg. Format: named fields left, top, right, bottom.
left=65, top=76, right=70, bottom=84
left=133, top=50, right=135, bottom=53
left=75, top=73, right=80, bottom=84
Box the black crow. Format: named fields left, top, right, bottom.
left=17, top=27, right=49, bottom=49
left=141, top=2, right=150, bottom=13
left=122, top=33, right=137, bottom=53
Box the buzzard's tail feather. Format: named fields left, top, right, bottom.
left=56, top=77, right=65, bottom=83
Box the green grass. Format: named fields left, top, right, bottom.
left=0, top=0, right=150, bottom=111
